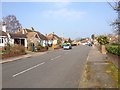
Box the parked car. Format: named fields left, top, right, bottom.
left=63, top=43, right=72, bottom=50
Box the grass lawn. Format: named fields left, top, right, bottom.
left=0, top=50, right=10, bottom=54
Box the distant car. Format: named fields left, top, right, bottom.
left=63, top=43, right=72, bottom=50
left=81, top=42, right=92, bottom=46
left=85, top=42, right=92, bottom=46
left=88, top=43, right=92, bottom=46
left=81, top=42, right=87, bottom=45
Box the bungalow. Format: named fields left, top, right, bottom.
left=61, top=37, right=69, bottom=44
left=0, top=31, right=8, bottom=50
left=17, top=28, right=48, bottom=47
left=107, top=34, right=118, bottom=43
left=7, top=33, right=27, bottom=48
left=46, top=32, right=62, bottom=47
left=0, top=23, right=27, bottom=49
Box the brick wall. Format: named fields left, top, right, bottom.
left=0, top=47, right=4, bottom=51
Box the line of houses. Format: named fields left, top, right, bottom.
left=0, top=23, right=70, bottom=51
left=1, top=23, right=118, bottom=51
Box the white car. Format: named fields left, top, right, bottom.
left=63, top=44, right=72, bottom=50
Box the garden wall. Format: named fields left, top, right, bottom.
left=107, top=53, right=119, bottom=68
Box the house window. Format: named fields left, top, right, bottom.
left=35, top=35, right=39, bottom=38
left=0, top=38, right=4, bottom=43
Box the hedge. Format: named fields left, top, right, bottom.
left=106, top=45, right=120, bottom=56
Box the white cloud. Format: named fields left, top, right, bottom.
left=42, top=8, right=86, bottom=20
left=53, top=2, right=71, bottom=8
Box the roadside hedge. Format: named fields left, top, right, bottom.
left=106, top=45, right=120, bottom=56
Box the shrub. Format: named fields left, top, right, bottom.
left=10, top=44, right=26, bottom=54
left=4, top=43, right=11, bottom=51
left=44, top=46, right=48, bottom=50
left=106, top=45, right=120, bottom=56
left=27, top=42, right=33, bottom=51
left=36, top=43, right=44, bottom=51
left=18, top=45, right=26, bottom=54
left=110, top=42, right=119, bottom=45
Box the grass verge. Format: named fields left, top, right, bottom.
left=105, top=61, right=120, bottom=88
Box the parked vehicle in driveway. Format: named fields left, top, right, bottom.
left=63, top=43, right=72, bottom=50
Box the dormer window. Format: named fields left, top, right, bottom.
left=35, top=34, right=39, bottom=38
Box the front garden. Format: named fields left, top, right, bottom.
left=1, top=44, right=26, bottom=59
left=27, top=42, right=48, bottom=52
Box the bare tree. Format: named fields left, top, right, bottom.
left=2, top=15, right=22, bottom=33
left=0, top=19, right=2, bottom=31
left=108, top=1, right=120, bottom=35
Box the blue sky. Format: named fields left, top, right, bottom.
left=2, top=2, right=117, bottom=39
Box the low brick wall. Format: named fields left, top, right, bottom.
left=107, top=53, right=119, bottom=68
left=37, top=48, right=48, bottom=52
left=54, top=46, right=62, bottom=50
left=0, top=47, right=5, bottom=51
left=2, top=52, right=26, bottom=59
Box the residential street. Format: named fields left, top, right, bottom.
left=2, top=45, right=91, bottom=88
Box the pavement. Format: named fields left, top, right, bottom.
left=79, top=46, right=118, bottom=88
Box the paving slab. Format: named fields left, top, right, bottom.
left=79, top=46, right=118, bottom=88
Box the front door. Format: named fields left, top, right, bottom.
left=21, top=39, right=25, bottom=46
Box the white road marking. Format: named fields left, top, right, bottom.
left=50, top=58, right=54, bottom=60
left=64, top=52, right=68, bottom=54
left=50, top=55, right=61, bottom=61
left=86, top=56, right=89, bottom=61
left=55, top=55, right=61, bottom=59
left=12, top=62, right=45, bottom=77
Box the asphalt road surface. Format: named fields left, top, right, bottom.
left=2, top=45, right=91, bottom=88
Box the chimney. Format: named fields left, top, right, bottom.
left=2, top=23, right=6, bottom=32
left=52, top=32, right=54, bottom=35
left=22, top=29, right=25, bottom=34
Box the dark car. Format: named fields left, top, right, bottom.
left=87, top=42, right=92, bottom=46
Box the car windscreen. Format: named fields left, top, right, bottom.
left=64, top=44, right=70, bottom=46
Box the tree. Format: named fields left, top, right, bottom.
left=2, top=15, right=22, bottom=33
left=68, top=38, right=72, bottom=43
left=108, top=1, right=120, bottom=35
left=97, top=35, right=109, bottom=45
left=91, top=34, right=95, bottom=40
left=97, top=35, right=109, bottom=54
left=31, top=27, right=35, bottom=31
